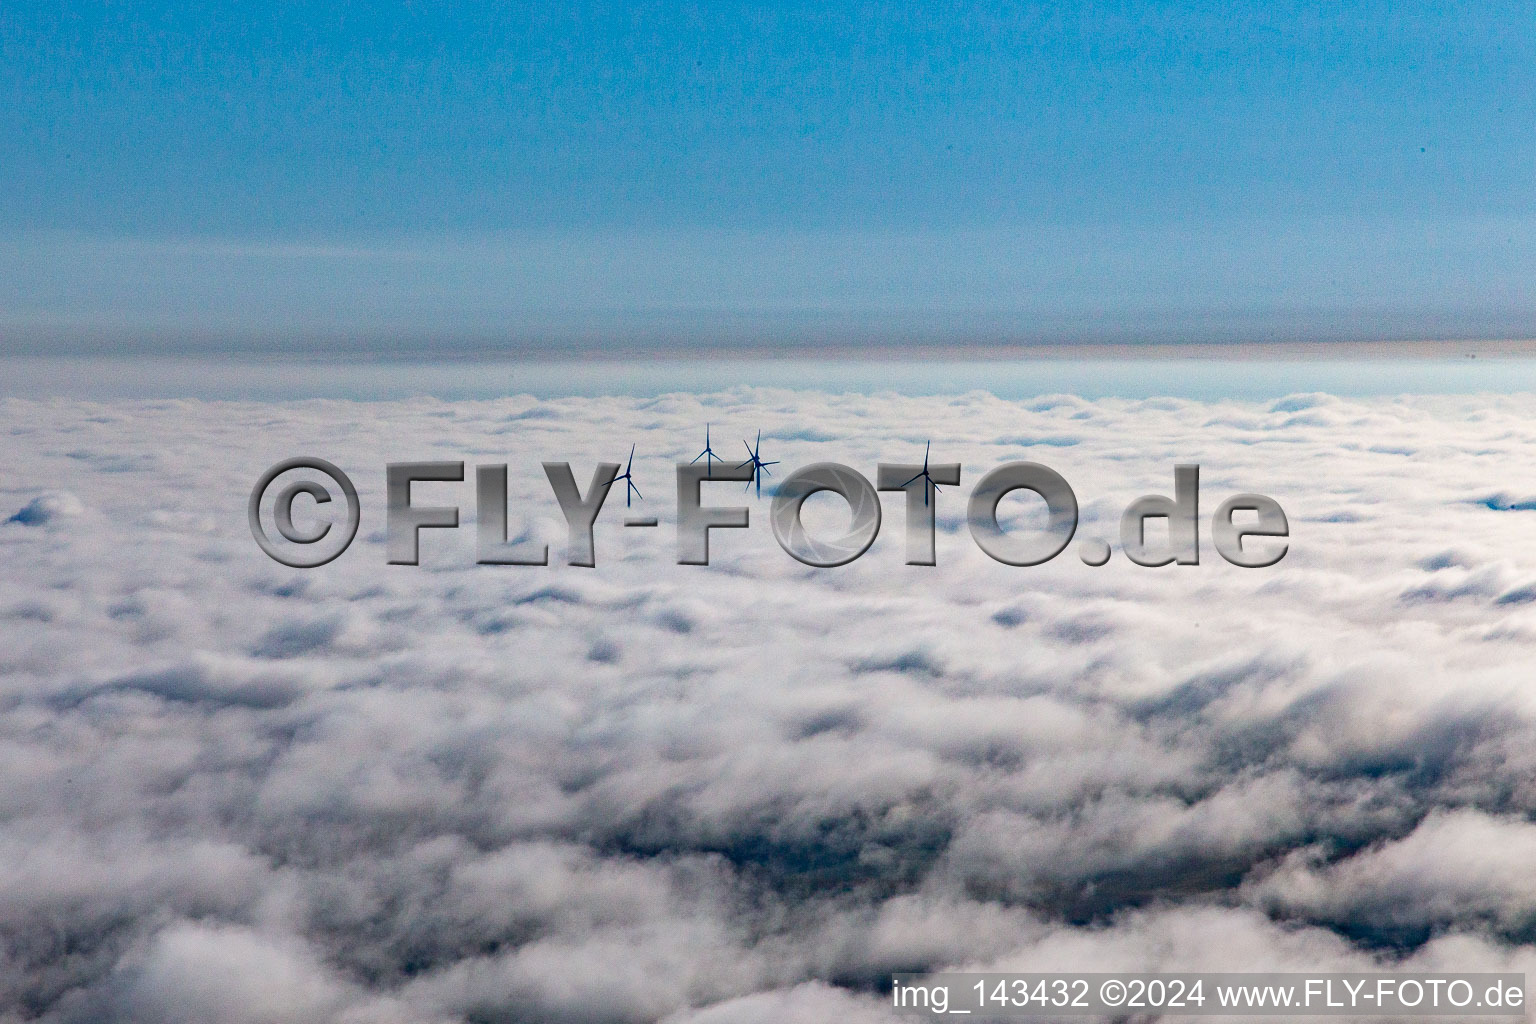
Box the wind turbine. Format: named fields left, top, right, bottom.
left=691, top=424, right=722, bottom=478
left=614, top=444, right=641, bottom=507
left=738, top=430, right=779, bottom=498
left=900, top=441, right=943, bottom=506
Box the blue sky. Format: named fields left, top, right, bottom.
left=2, top=1, right=1533, bottom=351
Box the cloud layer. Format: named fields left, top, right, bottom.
left=2, top=388, right=1535, bottom=1021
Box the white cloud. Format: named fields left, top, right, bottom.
left=1, top=388, right=1535, bottom=1021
